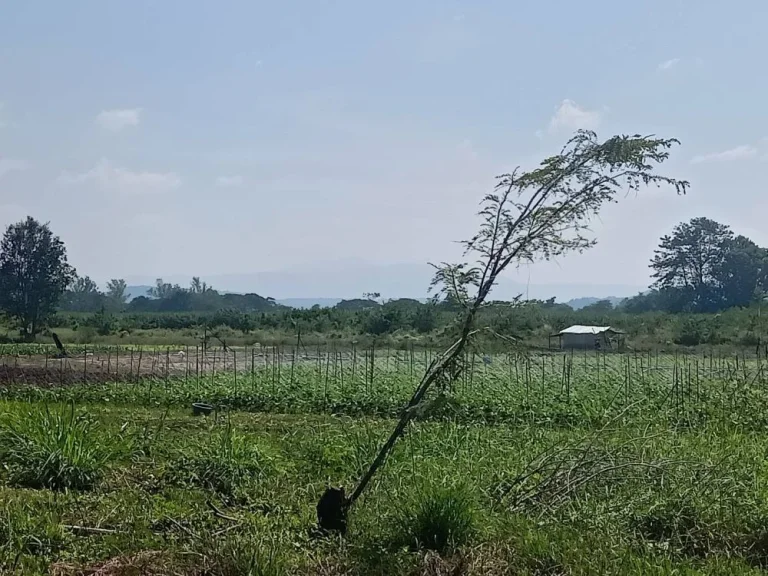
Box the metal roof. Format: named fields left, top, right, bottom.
left=557, top=325, right=622, bottom=335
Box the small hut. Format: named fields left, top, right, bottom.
left=549, top=325, right=625, bottom=351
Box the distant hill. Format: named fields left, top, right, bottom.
left=566, top=296, right=625, bottom=310
left=126, top=285, right=152, bottom=301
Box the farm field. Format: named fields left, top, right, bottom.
left=3, top=347, right=768, bottom=574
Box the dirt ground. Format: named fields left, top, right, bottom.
left=0, top=346, right=342, bottom=387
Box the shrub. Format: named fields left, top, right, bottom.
left=674, top=318, right=705, bottom=346
left=0, top=404, right=118, bottom=491
left=395, top=482, right=476, bottom=554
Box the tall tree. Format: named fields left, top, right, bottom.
left=0, top=217, right=75, bottom=340
left=319, top=130, right=688, bottom=532
left=715, top=235, right=768, bottom=309
left=650, top=217, right=733, bottom=312
left=190, top=277, right=210, bottom=294
left=147, top=278, right=182, bottom=299
left=650, top=218, right=768, bottom=312
left=106, top=278, right=128, bottom=309
left=64, top=275, right=104, bottom=312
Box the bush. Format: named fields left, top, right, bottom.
left=395, top=482, right=476, bottom=553
left=674, top=319, right=705, bottom=346
left=0, top=404, right=119, bottom=491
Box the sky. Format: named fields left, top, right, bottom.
left=1, top=0, right=767, bottom=299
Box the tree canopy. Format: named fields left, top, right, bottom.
left=646, top=217, right=768, bottom=312
left=64, top=275, right=103, bottom=312
left=0, top=217, right=75, bottom=340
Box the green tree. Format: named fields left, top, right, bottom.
left=190, top=276, right=210, bottom=294
left=715, top=235, right=768, bottom=309
left=580, top=299, right=614, bottom=314
left=0, top=217, right=75, bottom=340
left=148, top=278, right=182, bottom=299
left=412, top=307, right=438, bottom=333
left=650, top=217, right=733, bottom=312
left=106, top=278, right=128, bottom=310
left=64, top=275, right=104, bottom=312
left=650, top=218, right=767, bottom=312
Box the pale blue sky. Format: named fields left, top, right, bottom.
left=1, top=1, right=767, bottom=298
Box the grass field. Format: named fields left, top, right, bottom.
left=2, top=348, right=768, bottom=574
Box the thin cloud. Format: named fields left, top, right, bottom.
left=0, top=158, right=29, bottom=179
left=0, top=102, right=5, bottom=128
left=215, top=175, right=244, bottom=187
left=658, top=58, right=680, bottom=71
left=691, top=145, right=758, bottom=164
left=96, top=108, right=142, bottom=131
left=548, top=99, right=601, bottom=133
left=58, top=159, right=180, bottom=194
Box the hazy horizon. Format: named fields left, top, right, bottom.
left=117, top=259, right=646, bottom=302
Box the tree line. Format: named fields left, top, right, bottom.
left=1, top=215, right=766, bottom=344
left=61, top=276, right=279, bottom=314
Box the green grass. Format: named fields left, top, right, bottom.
left=395, top=481, right=476, bottom=553
left=2, top=350, right=768, bottom=573
left=169, top=418, right=273, bottom=497
left=203, top=533, right=287, bottom=576
left=0, top=403, right=124, bottom=491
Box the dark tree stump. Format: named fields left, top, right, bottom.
left=317, top=486, right=348, bottom=535
left=52, top=332, right=67, bottom=358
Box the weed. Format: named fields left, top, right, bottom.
left=395, top=482, right=476, bottom=554
left=0, top=403, right=119, bottom=491
left=0, top=504, right=65, bottom=558
left=203, top=533, right=287, bottom=576
left=631, top=501, right=714, bottom=557
left=171, top=419, right=269, bottom=496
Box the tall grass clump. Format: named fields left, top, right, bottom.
left=0, top=403, right=118, bottom=491
left=172, top=419, right=270, bottom=496
left=395, top=482, right=476, bottom=554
